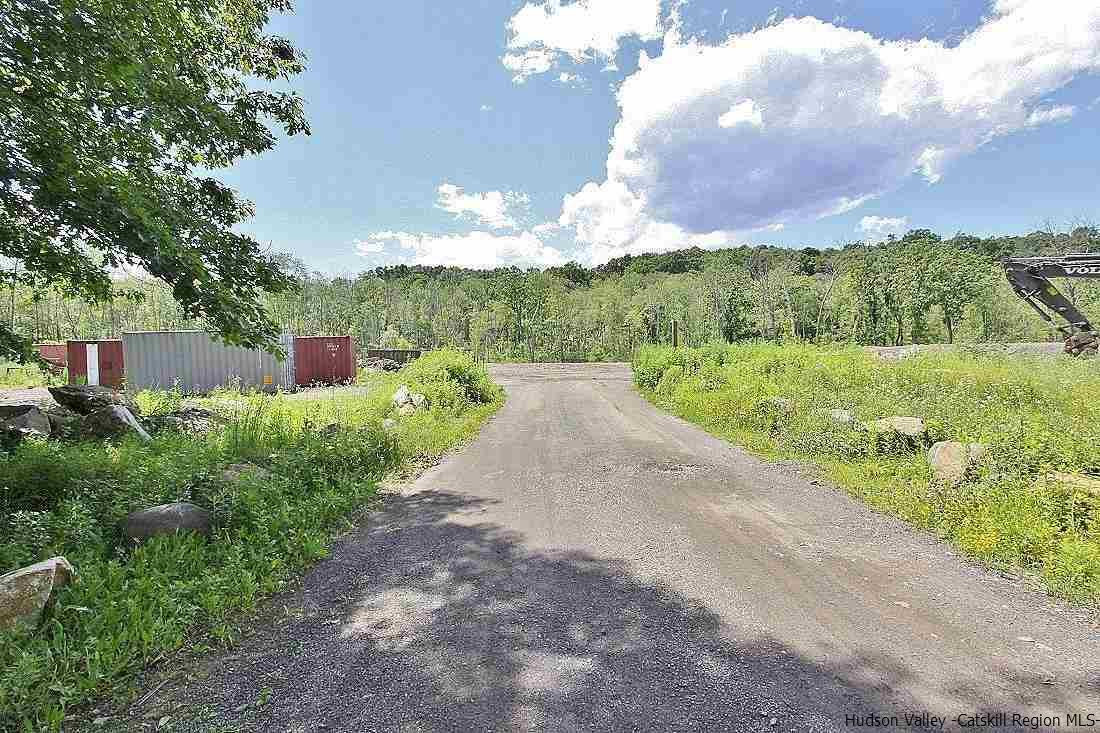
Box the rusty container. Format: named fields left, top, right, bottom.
left=294, top=336, right=356, bottom=386
left=66, top=340, right=125, bottom=388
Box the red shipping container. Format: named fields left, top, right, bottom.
left=67, top=340, right=125, bottom=388
left=294, top=336, right=355, bottom=386
left=35, top=342, right=68, bottom=368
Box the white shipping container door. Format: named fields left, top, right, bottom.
left=86, top=343, right=100, bottom=385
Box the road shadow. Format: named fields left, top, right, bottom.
left=114, top=490, right=1087, bottom=733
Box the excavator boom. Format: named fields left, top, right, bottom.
left=1002, top=254, right=1099, bottom=356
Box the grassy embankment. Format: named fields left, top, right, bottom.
left=0, top=350, right=502, bottom=731
left=634, top=342, right=1100, bottom=605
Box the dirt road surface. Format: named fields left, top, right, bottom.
left=119, top=363, right=1098, bottom=732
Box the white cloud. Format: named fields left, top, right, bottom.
left=480, top=104, right=493, bottom=112
left=503, top=0, right=663, bottom=82
left=502, top=49, right=556, bottom=83
left=436, top=183, right=530, bottom=230
left=718, top=99, right=764, bottom=128
left=858, top=215, right=909, bottom=236
left=1026, top=104, right=1076, bottom=126
left=559, top=180, right=737, bottom=263
left=359, top=230, right=565, bottom=269
left=557, top=0, right=1100, bottom=260
left=558, top=71, right=580, bottom=85
left=353, top=239, right=384, bottom=255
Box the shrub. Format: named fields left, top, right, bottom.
left=402, top=349, right=500, bottom=407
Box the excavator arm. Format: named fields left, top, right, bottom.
left=1002, top=254, right=1100, bottom=356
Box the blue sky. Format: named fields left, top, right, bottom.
left=219, top=0, right=1100, bottom=273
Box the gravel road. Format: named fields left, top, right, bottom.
left=113, top=363, right=1098, bottom=732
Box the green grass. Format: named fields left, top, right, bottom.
left=0, top=360, right=64, bottom=389
left=633, top=342, right=1100, bottom=606
left=0, top=349, right=502, bottom=731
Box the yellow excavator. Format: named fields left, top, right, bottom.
left=1003, top=254, right=1099, bottom=356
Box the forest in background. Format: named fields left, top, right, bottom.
left=6, top=226, right=1099, bottom=363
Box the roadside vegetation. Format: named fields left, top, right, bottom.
left=0, top=350, right=501, bottom=731
left=634, top=342, right=1100, bottom=606
left=0, top=360, right=63, bottom=389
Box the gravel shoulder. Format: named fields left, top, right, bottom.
left=100, top=363, right=1099, bottom=732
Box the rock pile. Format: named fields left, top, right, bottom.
left=361, top=356, right=401, bottom=372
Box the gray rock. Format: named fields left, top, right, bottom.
left=45, top=407, right=80, bottom=437
left=410, top=392, right=428, bottom=409
left=868, top=416, right=926, bottom=438
left=0, top=405, right=51, bottom=438
left=47, top=385, right=138, bottom=416
left=382, top=418, right=398, bottom=431
left=397, top=403, right=418, bottom=417
left=82, top=405, right=152, bottom=442
left=928, top=441, right=989, bottom=485
left=220, top=463, right=272, bottom=483
left=392, top=385, right=411, bottom=408
left=0, top=404, right=39, bottom=419
left=827, top=408, right=855, bottom=425
left=122, top=502, right=212, bottom=542
left=0, top=556, right=74, bottom=634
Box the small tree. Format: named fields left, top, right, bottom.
left=1, top=0, right=310, bottom=357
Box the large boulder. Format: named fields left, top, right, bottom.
left=392, top=385, right=411, bottom=408
left=122, top=502, right=212, bottom=542
left=82, top=406, right=152, bottom=442
left=928, top=441, right=989, bottom=485
left=0, top=556, right=75, bottom=634
left=48, top=385, right=137, bottom=416
left=0, top=405, right=51, bottom=438
left=866, top=416, right=929, bottom=453
left=868, top=416, right=927, bottom=439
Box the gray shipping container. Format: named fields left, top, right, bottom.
left=121, top=331, right=294, bottom=393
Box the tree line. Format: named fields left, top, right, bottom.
left=4, top=226, right=1097, bottom=362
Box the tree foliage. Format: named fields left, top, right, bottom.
left=0, top=0, right=309, bottom=358
left=6, top=226, right=1100, bottom=361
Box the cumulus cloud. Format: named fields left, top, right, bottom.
left=559, top=180, right=736, bottom=263
left=717, top=99, right=764, bottom=128
left=1026, top=104, right=1076, bottom=126
left=358, top=230, right=565, bottom=269
left=503, top=0, right=663, bottom=82
left=561, top=0, right=1100, bottom=260
left=436, top=183, right=530, bottom=230
left=353, top=239, right=384, bottom=255
left=858, top=215, right=909, bottom=236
